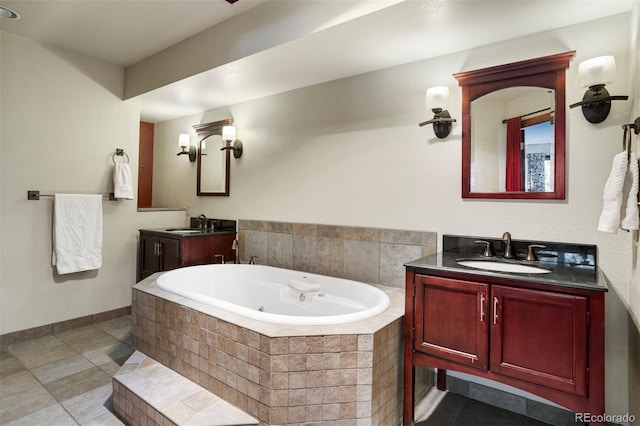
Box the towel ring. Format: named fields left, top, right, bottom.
left=112, top=148, right=130, bottom=164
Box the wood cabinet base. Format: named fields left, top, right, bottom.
left=403, top=268, right=605, bottom=426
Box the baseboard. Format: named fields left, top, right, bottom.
left=0, top=306, right=131, bottom=348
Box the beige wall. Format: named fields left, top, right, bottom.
left=0, top=32, right=185, bottom=335
left=152, top=13, right=637, bottom=419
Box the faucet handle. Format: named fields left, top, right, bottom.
left=474, top=240, right=494, bottom=257
left=214, top=254, right=225, bottom=264
left=525, top=244, right=546, bottom=261
left=249, top=255, right=259, bottom=265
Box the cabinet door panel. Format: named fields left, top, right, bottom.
left=415, top=275, right=489, bottom=369
left=160, top=238, right=181, bottom=271
left=140, top=234, right=160, bottom=279
left=491, top=285, right=588, bottom=396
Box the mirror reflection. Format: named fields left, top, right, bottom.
left=197, top=134, right=230, bottom=196
left=470, top=87, right=555, bottom=193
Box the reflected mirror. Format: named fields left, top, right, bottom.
left=194, top=119, right=233, bottom=196
left=454, top=51, right=575, bottom=199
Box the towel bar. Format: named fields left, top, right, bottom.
left=27, top=190, right=116, bottom=201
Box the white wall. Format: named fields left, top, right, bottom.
left=152, top=13, right=637, bottom=418
left=0, top=32, right=185, bottom=335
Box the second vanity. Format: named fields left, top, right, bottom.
left=138, top=220, right=237, bottom=281
left=403, top=235, right=607, bottom=425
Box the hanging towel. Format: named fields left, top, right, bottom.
left=113, top=163, right=134, bottom=200
left=53, top=194, right=103, bottom=274
left=598, top=152, right=628, bottom=233
left=621, top=151, right=639, bottom=231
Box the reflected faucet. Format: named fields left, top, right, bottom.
left=502, top=232, right=514, bottom=259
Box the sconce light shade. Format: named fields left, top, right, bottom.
left=426, top=86, right=450, bottom=110
left=221, top=125, right=243, bottom=158
left=222, top=125, right=236, bottom=142
left=419, top=86, right=456, bottom=138
left=578, top=55, right=615, bottom=88
left=177, top=133, right=196, bottom=162
left=570, top=55, right=628, bottom=124
left=178, top=133, right=190, bottom=149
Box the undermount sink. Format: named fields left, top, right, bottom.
left=456, top=259, right=551, bottom=274
left=165, top=228, right=203, bottom=233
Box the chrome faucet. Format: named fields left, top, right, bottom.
left=502, top=232, right=514, bottom=259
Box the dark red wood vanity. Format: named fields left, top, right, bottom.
left=403, top=235, right=606, bottom=425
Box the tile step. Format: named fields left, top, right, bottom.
left=112, top=351, right=258, bottom=425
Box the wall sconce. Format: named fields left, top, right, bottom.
left=177, top=133, right=196, bottom=162
left=221, top=125, right=243, bottom=158
left=419, top=86, right=456, bottom=138
left=569, top=56, right=628, bottom=123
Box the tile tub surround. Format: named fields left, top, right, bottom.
left=237, top=221, right=437, bottom=289
left=132, top=275, right=406, bottom=425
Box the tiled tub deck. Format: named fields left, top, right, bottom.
left=129, top=276, right=406, bottom=426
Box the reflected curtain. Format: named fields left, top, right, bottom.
left=505, top=117, right=523, bottom=191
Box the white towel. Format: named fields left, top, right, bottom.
left=598, top=151, right=640, bottom=233
left=621, top=151, right=639, bottom=231
left=113, top=163, right=134, bottom=200
left=53, top=194, right=103, bottom=274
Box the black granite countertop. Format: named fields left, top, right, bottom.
left=405, top=234, right=607, bottom=292
left=139, top=228, right=236, bottom=238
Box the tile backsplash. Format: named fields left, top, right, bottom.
left=238, top=220, right=437, bottom=288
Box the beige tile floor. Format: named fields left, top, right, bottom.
left=0, top=316, right=133, bottom=425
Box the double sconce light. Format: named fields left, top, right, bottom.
left=569, top=55, right=628, bottom=123
left=178, top=121, right=243, bottom=162
left=419, top=86, right=456, bottom=138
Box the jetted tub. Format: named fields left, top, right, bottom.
left=156, top=264, right=390, bottom=325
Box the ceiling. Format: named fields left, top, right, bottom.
left=0, top=0, right=634, bottom=123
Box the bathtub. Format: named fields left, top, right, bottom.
left=156, top=264, right=390, bottom=325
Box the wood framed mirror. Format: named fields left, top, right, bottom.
left=194, top=119, right=233, bottom=196
left=454, top=51, right=575, bottom=199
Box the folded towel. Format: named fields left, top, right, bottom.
left=621, top=151, right=639, bottom=231
left=598, top=152, right=628, bottom=233
left=53, top=194, right=103, bottom=274
left=113, top=163, right=134, bottom=200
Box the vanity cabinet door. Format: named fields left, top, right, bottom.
left=490, top=285, right=588, bottom=396
left=140, top=233, right=161, bottom=279
left=160, top=237, right=181, bottom=271
left=414, top=275, right=489, bottom=369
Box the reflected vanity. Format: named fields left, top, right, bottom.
left=454, top=51, right=575, bottom=199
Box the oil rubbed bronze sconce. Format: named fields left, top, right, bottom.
left=419, top=86, right=457, bottom=138
left=177, top=133, right=196, bottom=162
left=221, top=125, right=243, bottom=159
left=569, top=56, right=628, bottom=123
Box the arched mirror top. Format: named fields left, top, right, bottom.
left=454, top=51, right=575, bottom=200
